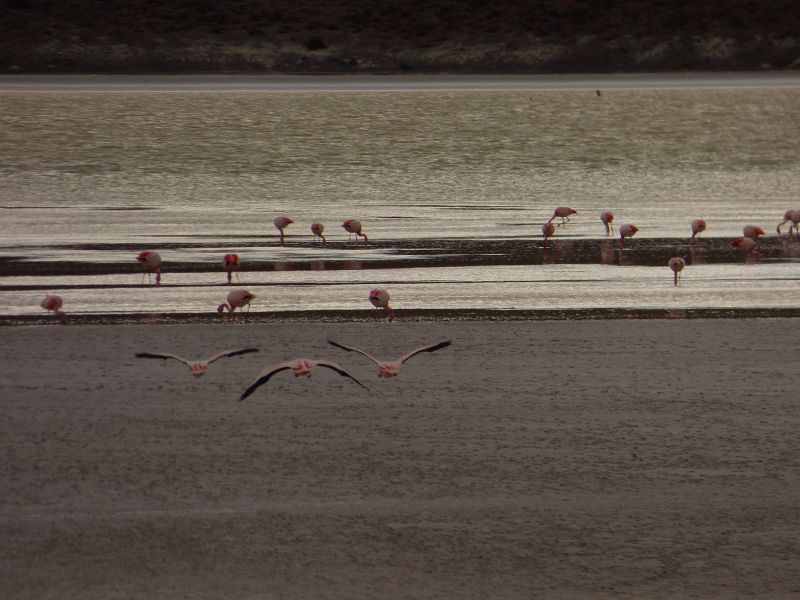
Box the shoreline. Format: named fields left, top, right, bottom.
left=1, top=71, right=799, bottom=91
left=6, top=306, right=800, bottom=326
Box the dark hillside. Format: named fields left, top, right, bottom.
left=3, top=0, right=800, bottom=73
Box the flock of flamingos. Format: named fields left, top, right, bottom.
left=38, top=207, right=800, bottom=323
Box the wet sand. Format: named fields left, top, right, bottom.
left=1, top=319, right=798, bottom=599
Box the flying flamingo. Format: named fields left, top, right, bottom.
left=600, top=211, right=614, bottom=236
left=136, top=251, right=162, bottom=285
left=274, top=216, right=293, bottom=245
left=691, top=219, right=707, bottom=240
left=547, top=207, right=577, bottom=226
left=342, top=219, right=368, bottom=244
left=742, top=225, right=765, bottom=240
left=369, top=289, right=396, bottom=321
left=542, top=222, right=556, bottom=245
left=668, top=257, right=685, bottom=287
left=217, top=289, right=256, bottom=317
left=40, top=294, right=67, bottom=324
left=328, top=340, right=452, bottom=378
left=135, top=348, right=259, bottom=377
left=239, top=358, right=367, bottom=400
left=311, top=223, right=326, bottom=243
left=223, top=253, right=240, bottom=284
left=619, top=224, right=639, bottom=245
left=777, top=210, right=800, bottom=236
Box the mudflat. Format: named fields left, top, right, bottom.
left=1, top=319, right=798, bottom=599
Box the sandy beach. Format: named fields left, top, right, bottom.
left=1, top=318, right=798, bottom=599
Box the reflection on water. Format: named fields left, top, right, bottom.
left=1, top=77, right=800, bottom=317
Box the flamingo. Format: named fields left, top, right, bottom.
left=542, top=222, right=556, bottom=245
left=742, top=225, right=765, bottom=240
left=311, top=223, right=326, bottom=243
left=691, top=219, right=707, bottom=240
left=239, top=358, right=367, bottom=400
left=328, top=340, right=452, bottom=378
left=600, top=211, right=614, bottom=236
left=668, top=257, right=685, bottom=287
left=547, top=207, right=577, bottom=226
left=40, top=294, right=67, bottom=324
left=223, top=253, right=240, bottom=284
left=217, top=289, right=256, bottom=317
left=777, top=210, right=800, bottom=236
left=136, top=251, right=162, bottom=285
left=342, top=219, right=368, bottom=244
left=619, top=224, right=638, bottom=245
left=369, top=289, right=396, bottom=322
left=135, top=348, right=259, bottom=377
left=274, top=216, right=293, bottom=245
left=731, top=237, right=760, bottom=257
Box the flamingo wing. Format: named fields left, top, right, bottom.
left=206, top=347, right=260, bottom=364
left=315, top=361, right=369, bottom=390
left=397, top=340, right=452, bottom=364
left=239, top=363, right=293, bottom=401
left=327, top=340, right=381, bottom=366
left=135, top=352, right=192, bottom=367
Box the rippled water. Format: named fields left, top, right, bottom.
left=1, top=75, right=799, bottom=318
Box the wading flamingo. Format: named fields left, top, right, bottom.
left=328, top=340, right=452, bottom=378
left=40, top=294, right=67, bottom=324
left=274, top=216, right=293, bottom=245
left=342, top=219, right=368, bottom=244
left=777, top=210, right=800, bottom=236
left=731, top=237, right=760, bottom=258
left=239, top=359, right=367, bottom=400
left=136, top=251, right=162, bottom=285
left=619, top=224, right=639, bottom=245
left=547, top=207, right=577, bottom=226
left=542, top=222, right=556, bottom=245
left=668, top=257, right=685, bottom=287
left=742, top=225, right=764, bottom=240
left=691, top=219, right=707, bottom=240
left=223, top=253, right=240, bottom=284
left=600, top=211, right=614, bottom=236
left=217, top=289, right=256, bottom=317
left=311, top=223, right=326, bottom=243
left=369, top=289, right=396, bottom=321
left=135, top=348, right=259, bottom=377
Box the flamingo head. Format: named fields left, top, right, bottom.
left=378, top=363, right=400, bottom=378
left=542, top=223, right=556, bottom=237
left=291, top=360, right=314, bottom=377
left=216, top=303, right=229, bottom=315
left=189, top=363, right=208, bottom=377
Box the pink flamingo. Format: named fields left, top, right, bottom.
left=547, top=207, right=577, bottom=226
left=600, top=211, right=614, bottom=236
left=668, top=257, right=685, bottom=287
left=542, top=222, right=556, bottom=245
left=369, top=289, right=396, bottom=321
left=311, top=223, right=326, bottom=243
left=217, top=289, right=256, bottom=317
left=731, top=236, right=760, bottom=258
left=136, top=348, right=259, bottom=377
left=691, top=219, right=707, bottom=240
left=223, top=253, right=240, bottom=284
left=777, top=210, right=800, bottom=236
left=40, top=294, right=67, bottom=324
left=328, top=340, right=451, bottom=378
left=742, top=225, right=765, bottom=240
left=239, top=358, right=367, bottom=400
left=136, top=251, right=162, bottom=285
left=274, top=216, right=293, bottom=245
left=342, top=219, right=368, bottom=244
left=619, top=224, right=638, bottom=245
